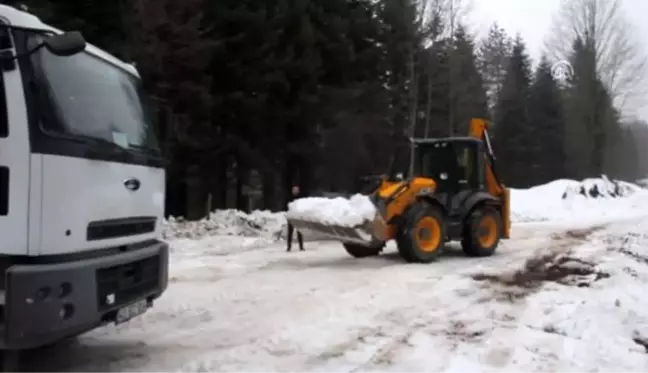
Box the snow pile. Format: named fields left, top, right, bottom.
left=162, top=209, right=285, bottom=240
left=561, top=175, right=641, bottom=199
left=160, top=176, right=648, bottom=241
left=634, top=177, right=648, bottom=189
left=285, top=194, right=376, bottom=227
left=511, top=177, right=648, bottom=224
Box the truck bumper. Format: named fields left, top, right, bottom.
left=0, top=240, right=169, bottom=350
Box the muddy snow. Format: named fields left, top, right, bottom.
left=23, top=176, right=648, bottom=371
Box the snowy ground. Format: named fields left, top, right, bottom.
left=24, top=177, right=648, bottom=372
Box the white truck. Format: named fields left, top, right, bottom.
left=0, top=3, right=169, bottom=367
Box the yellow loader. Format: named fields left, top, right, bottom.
left=287, top=118, right=511, bottom=263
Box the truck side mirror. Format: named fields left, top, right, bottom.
left=42, top=31, right=86, bottom=56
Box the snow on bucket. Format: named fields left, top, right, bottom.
left=285, top=194, right=381, bottom=245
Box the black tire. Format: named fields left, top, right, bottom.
left=461, top=206, right=502, bottom=257
left=396, top=203, right=446, bottom=263
left=343, top=242, right=382, bottom=258
left=0, top=350, right=20, bottom=372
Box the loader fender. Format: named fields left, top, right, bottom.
left=415, top=195, right=448, bottom=217
left=459, top=192, right=499, bottom=222
left=389, top=195, right=447, bottom=230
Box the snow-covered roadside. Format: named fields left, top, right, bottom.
left=162, top=176, right=648, bottom=243
left=26, top=215, right=648, bottom=371
left=24, top=176, right=648, bottom=371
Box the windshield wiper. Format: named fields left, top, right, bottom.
left=127, top=143, right=159, bottom=155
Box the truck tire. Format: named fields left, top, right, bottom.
left=0, top=350, right=20, bottom=372
left=396, top=203, right=446, bottom=263
left=461, top=206, right=502, bottom=257
left=343, top=243, right=382, bottom=258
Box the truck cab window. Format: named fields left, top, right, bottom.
left=28, top=33, right=159, bottom=152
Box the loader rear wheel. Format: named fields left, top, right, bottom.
left=343, top=243, right=382, bottom=258
left=462, top=206, right=502, bottom=257
left=397, top=203, right=446, bottom=263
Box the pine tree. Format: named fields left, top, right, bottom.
left=376, top=0, right=424, bottom=140
left=476, top=22, right=513, bottom=118
left=492, top=35, right=533, bottom=187
left=129, top=0, right=215, bottom=218
left=563, top=35, right=621, bottom=179
left=417, top=38, right=451, bottom=138
left=22, top=0, right=129, bottom=58
left=449, top=25, right=488, bottom=135
left=527, top=56, right=566, bottom=184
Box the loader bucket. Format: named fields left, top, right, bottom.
left=287, top=211, right=388, bottom=247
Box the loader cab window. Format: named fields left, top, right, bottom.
left=414, top=140, right=482, bottom=193
left=386, top=143, right=410, bottom=181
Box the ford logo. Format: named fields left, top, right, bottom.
left=124, top=178, right=141, bottom=191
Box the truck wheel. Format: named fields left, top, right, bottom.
left=397, top=203, right=446, bottom=263
left=343, top=243, right=382, bottom=258
left=462, top=206, right=502, bottom=257
left=0, top=350, right=20, bottom=372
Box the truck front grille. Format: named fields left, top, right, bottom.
left=96, top=255, right=160, bottom=311
left=87, top=216, right=156, bottom=241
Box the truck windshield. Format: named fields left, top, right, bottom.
left=28, top=34, right=159, bottom=153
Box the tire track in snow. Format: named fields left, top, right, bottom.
left=308, top=224, right=612, bottom=372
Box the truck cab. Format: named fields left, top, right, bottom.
left=0, top=4, right=168, bottom=353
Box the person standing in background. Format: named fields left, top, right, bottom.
left=286, top=185, right=305, bottom=252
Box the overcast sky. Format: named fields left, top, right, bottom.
left=468, top=0, right=648, bottom=121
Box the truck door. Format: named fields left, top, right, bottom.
left=0, top=23, right=31, bottom=255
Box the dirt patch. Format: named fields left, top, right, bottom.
left=542, top=324, right=568, bottom=337
left=471, top=252, right=609, bottom=301
left=612, top=247, right=648, bottom=265
left=550, top=225, right=606, bottom=241
left=622, top=267, right=640, bottom=278
left=444, top=320, right=486, bottom=342
left=633, top=332, right=648, bottom=353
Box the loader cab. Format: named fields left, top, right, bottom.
left=386, top=142, right=411, bottom=182
left=412, top=137, right=485, bottom=194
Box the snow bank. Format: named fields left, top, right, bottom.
left=162, top=209, right=285, bottom=241
left=285, top=194, right=376, bottom=227
left=562, top=175, right=641, bottom=199
left=161, top=177, right=648, bottom=241
left=511, top=176, right=648, bottom=224
left=634, top=177, right=648, bottom=189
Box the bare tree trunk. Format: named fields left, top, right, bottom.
left=424, top=70, right=433, bottom=137
left=186, top=165, right=207, bottom=220
left=447, top=0, right=455, bottom=136
left=208, top=157, right=229, bottom=210
left=235, top=162, right=248, bottom=212
left=262, top=169, right=277, bottom=211
left=408, top=42, right=418, bottom=139
left=545, top=0, right=647, bottom=113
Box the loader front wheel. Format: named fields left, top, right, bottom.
left=461, top=206, right=502, bottom=257
left=343, top=243, right=382, bottom=258
left=397, top=203, right=446, bottom=263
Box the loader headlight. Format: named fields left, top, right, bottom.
left=420, top=187, right=435, bottom=195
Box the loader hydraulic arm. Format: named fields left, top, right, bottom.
left=468, top=118, right=504, bottom=196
